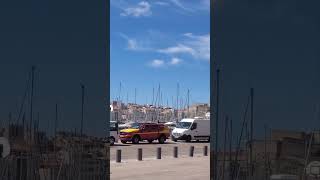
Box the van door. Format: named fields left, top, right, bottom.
left=190, top=122, right=198, bottom=138
left=141, top=124, right=152, bottom=140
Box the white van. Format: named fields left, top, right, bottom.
left=171, top=118, right=210, bottom=142
left=109, top=121, right=119, bottom=145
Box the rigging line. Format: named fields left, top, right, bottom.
left=232, top=96, right=250, bottom=180
left=16, top=69, right=32, bottom=125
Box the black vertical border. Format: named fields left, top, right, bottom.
left=210, top=0, right=215, bottom=180
left=106, top=0, right=110, bottom=179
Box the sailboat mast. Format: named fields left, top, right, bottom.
left=30, top=66, right=35, bottom=144
left=187, top=89, right=190, bottom=118
left=222, top=116, right=228, bottom=180
left=249, top=88, right=254, bottom=179
left=152, top=87, right=154, bottom=106
left=176, top=83, right=179, bottom=122
left=214, top=68, right=220, bottom=180
left=119, top=82, right=122, bottom=102
left=134, top=88, right=137, bottom=104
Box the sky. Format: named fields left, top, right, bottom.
left=214, top=0, right=320, bottom=140
left=0, top=0, right=107, bottom=137
left=110, top=0, right=210, bottom=107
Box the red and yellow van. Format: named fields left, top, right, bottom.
left=119, top=123, right=170, bottom=144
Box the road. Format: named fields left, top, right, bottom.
left=110, top=139, right=210, bottom=161
left=110, top=155, right=210, bottom=180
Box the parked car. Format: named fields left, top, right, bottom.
left=164, top=122, right=176, bottom=130
left=119, top=123, right=170, bottom=144
left=108, top=121, right=119, bottom=145
left=171, top=117, right=210, bottom=142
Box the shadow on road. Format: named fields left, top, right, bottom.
left=112, top=140, right=209, bottom=146
left=112, top=144, right=131, bottom=147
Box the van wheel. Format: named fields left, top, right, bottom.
left=186, top=135, right=192, bottom=142
left=148, top=140, right=153, bottom=144
left=121, top=140, right=127, bottom=144
left=109, top=137, right=115, bottom=145
left=158, top=136, right=165, bottom=144
left=132, top=135, right=140, bottom=144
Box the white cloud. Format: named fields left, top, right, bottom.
left=183, top=33, right=210, bottom=61
left=158, top=33, right=210, bottom=61
left=120, top=1, right=152, bottom=17
left=169, top=57, right=183, bottom=65
left=119, top=33, right=151, bottom=51
left=127, top=39, right=138, bottom=50
left=150, top=59, right=165, bottom=68
left=168, top=0, right=210, bottom=14
left=158, top=44, right=196, bottom=55
left=154, top=1, right=170, bottom=6
left=170, top=0, right=194, bottom=12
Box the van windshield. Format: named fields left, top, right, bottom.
left=110, top=122, right=117, bottom=131
left=176, top=122, right=192, bottom=129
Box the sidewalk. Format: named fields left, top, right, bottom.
left=110, top=155, right=210, bottom=180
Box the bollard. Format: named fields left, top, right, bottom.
left=116, top=149, right=121, bottom=163
left=203, top=146, right=208, bottom=156
left=138, top=148, right=143, bottom=161
left=157, top=147, right=161, bottom=159
left=189, top=146, right=194, bottom=157
left=0, top=144, right=3, bottom=158
left=173, top=146, right=178, bottom=158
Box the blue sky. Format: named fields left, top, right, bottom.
left=111, top=0, right=210, bottom=107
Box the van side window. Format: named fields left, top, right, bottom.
left=192, top=123, right=197, bottom=130
left=151, top=125, right=159, bottom=131
left=144, top=125, right=151, bottom=132
left=110, top=122, right=117, bottom=131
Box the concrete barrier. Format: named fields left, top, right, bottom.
left=157, top=147, right=161, bottom=159
left=189, top=146, right=194, bottom=157
left=173, top=146, right=178, bottom=158
left=116, top=149, right=121, bottom=163
left=114, top=145, right=210, bottom=163
left=204, top=146, right=208, bottom=156
left=138, top=148, right=143, bottom=161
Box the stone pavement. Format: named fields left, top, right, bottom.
left=110, top=155, right=210, bottom=180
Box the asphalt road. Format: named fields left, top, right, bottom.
left=110, top=139, right=210, bottom=161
